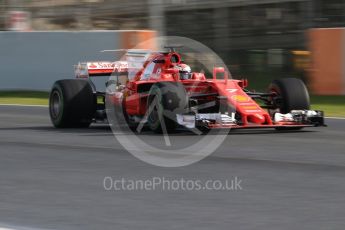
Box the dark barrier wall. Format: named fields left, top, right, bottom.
left=0, top=31, right=131, bottom=91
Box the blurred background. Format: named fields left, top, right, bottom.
left=0, top=0, right=345, bottom=93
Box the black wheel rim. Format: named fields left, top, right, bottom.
left=50, top=91, right=61, bottom=119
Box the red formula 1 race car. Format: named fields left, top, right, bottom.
left=49, top=46, right=325, bottom=132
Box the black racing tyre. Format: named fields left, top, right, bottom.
left=147, top=82, right=188, bottom=133
left=49, top=79, right=96, bottom=128
left=268, top=78, right=310, bottom=131
left=268, top=78, right=310, bottom=114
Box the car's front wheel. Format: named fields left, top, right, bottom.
left=268, top=78, right=310, bottom=130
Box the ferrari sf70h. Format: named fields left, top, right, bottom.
left=49, top=46, right=325, bottom=132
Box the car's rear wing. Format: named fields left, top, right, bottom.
left=74, top=61, right=128, bottom=78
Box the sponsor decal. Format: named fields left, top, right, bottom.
left=231, top=95, right=249, bottom=103
left=226, top=89, right=238, bottom=93
left=114, top=62, right=128, bottom=72
left=242, top=105, right=259, bottom=110
left=245, top=110, right=262, bottom=113
left=238, top=102, right=255, bottom=106
left=88, top=63, right=98, bottom=68
left=88, top=62, right=115, bottom=69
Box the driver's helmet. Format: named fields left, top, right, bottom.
left=175, top=64, right=192, bottom=80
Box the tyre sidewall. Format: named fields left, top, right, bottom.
left=269, top=78, right=310, bottom=114
left=49, top=79, right=95, bottom=128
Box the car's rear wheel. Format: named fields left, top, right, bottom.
left=49, top=79, right=96, bottom=128
left=268, top=78, right=310, bottom=130
left=147, top=82, right=188, bottom=133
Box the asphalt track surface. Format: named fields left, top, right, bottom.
left=0, top=105, right=344, bottom=230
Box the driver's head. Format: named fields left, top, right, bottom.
left=175, top=64, right=191, bottom=80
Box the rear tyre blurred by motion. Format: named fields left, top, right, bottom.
left=269, top=78, right=310, bottom=131
left=49, top=79, right=96, bottom=128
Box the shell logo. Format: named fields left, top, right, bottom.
left=231, top=95, right=249, bottom=103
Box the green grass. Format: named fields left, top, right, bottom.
left=0, top=91, right=49, bottom=106
left=310, top=95, right=345, bottom=117
left=0, top=91, right=344, bottom=117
